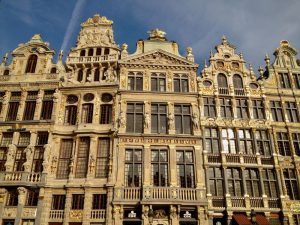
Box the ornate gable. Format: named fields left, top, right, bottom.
left=119, top=49, right=198, bottom=68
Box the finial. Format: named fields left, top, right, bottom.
left=210, top=50, right=213, bottom=58
left=204, top=59, right=208, bottom=68
left=249, top=64, right=253, bottom=73
left=122, top=43, right=128, bottom=51
left=222, top=35, right=228, bottom=45
left=59, top=50, right=64, bottom=61
left=258, top=66, right=264, bottom=76
left=121, top=43, right=129, bottom=59
left=239, top=52, right=244, bottom=60
left=186, top=47, right=194, bottom=62
left=148, top=28, right=166, bottom=40
left=264, top=53, right=270, bottom=65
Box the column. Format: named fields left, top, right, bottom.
left=83, top=188, right=92, bottom=225
left=281, top=100, right=289, bottom=122
left=115, top=144, right=125, bottom=186
left=143, top=144, right=151, bottom=186
left=16, top=91, right=27, bottom=121
left=0, top=188, right=7, bottom=222
left=87, top=136, right=97, bottom=180
left=0, top=91, right=10, bottom=121
left=248, top=98, right=254, bottom=119
left=168, top=102, right=175, bottom=135
left=34, top=89, right=44, bottom=120
left=63, top=189, right=72, bottom=225
left=113, top=205, right=123, bottom=225
left=69, top=137, right=78, bottom=180
left=106, top=188, right=114, bottom=225
left=258, top=168, right=268, bottom=208
left=170, top=205, right=179, bottom=225
left=169, top=145, right=177, bottom=187
left=195, top=145, right=205, bottom=189
left=35, top=188, right=47, bottom=225
left=39, top=189, right=52, bottom=225
left=15, top=187, right=27, bottom=225
left=144, top=101, right=151, bottom=134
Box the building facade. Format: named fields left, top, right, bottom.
left=0, top=13, right=299, bottom=225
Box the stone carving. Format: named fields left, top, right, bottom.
left=23, top=145, right=34, bottom=172
left=22, top=208, right=37, bottom=218
left=18, top=187, right=27, bottom=204
left=5, top=144, right=16, bottom=171
left=70, top=210, right=83, bottom=219
left=0, top=188, right=6, bottom=203
left=144, top=112, right=150, bottom=129
left=153, top=209, right=167, bottom=219
left=118, top=111, right=126, bottom=128
left=69, top=158, right=75, bottom=174
left=42, top=144, right=51, bottom=172
left=142, top=205, right=149, bottom=219
left=51, top=156, right=58, bottom=174
left=89, top=155, right=95, bottom=173
left=170, top=205, right=178, bottom=219
left=104, top=66, right=116, bottom=82
left=3, top=207, right=17, bottom=218
left=168, top=113, right=175, bottom=130
left=192, top=112, right=199, bottom=130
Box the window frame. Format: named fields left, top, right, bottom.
left=151, top=73, right=166, bottom=92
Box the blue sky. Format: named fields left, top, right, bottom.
left=0, top=0, right=300, bottom=72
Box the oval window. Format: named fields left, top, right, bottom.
left=203, top=80, right=212, bottom=87
left=250, top=83, right=259, bottom=89
left=83, top=93, right=95, bottom=102
left=101, top=93, right=113, bottom=102
left=67, top=95, right=78, bottom=104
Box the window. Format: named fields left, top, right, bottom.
left=32, top=132, right=48, bottom=172
left=204, top=128, right=220, bottom=153
left=104, top=48, right=109, bottom=55
left=23, top=91, right=38, bottom=120
left=96, top=48, right=101, bottom=56
left=151, top=73, right=166, bottom=92
left=151, top=149, right=168, bottom=186
left=22, top=219, right=34, bottom=225
left=14, top=133, right=30, bottom=171
left=81, top=104, right=93, bottom=123
left=1, top=132, right=13, bottom=146
left=270, top=101, right=284, bottom=122
left=40, top=90, right=54, bottom=120
left=72, top=194, right=84, bottom=209
left=26, top=189, right=39, bottom=206
left=174, top=104, right=191, bottom=134
left=293, top=73, right=300, bottom=89
left=220, top=98, right=232, bottom=118
left=100, top=105, right=112, bottom=124
left=94, top=68, right=100, bottom=81
left=233, top=74, right=244, bottom=95
left=51, top=195, right=66, bottom=210
left=174, top=74, right=188, bottom=92
left=283, top=169, right=299, bottom=200
left=50, top=67, right=57, bottom=74
left=0, top=133, right=12, bottom=171
left=95, top=138, right=110, bottom=178
left=237, top=129, right=254, bottom=154
left=92, top=194, right=107, bottom=209
left=293, top=133, right=300, bottom=156
left=252, top=99, right=265, bottom=119
left=0, top=147, right=7, bottom=171
left=6, top=92, right=21, bottom=121
left=18, top=132, right=31, bottom=146
left=75, top=137, right=90, bottom=178
left=203, top=97, right=216, bottom=117
left=128, top=72, right=143, bottom=91
left=278, top=73, right=291, bottom=88
left=65, top=106, right=77, bottom=125
left=285, top=102, right=299, bottom=122
left=217, top=73, right=228, bottom=94
left=256, top=130, right=272, bottom=156
left=236, top=99, right=249, bottom=119
left=176, top=150, right=195, bottom=188
left=126, top=103, right=143, bottom=133
left=244, top=169, right=261, bottom=197
left=4, top=69, right=10, bottom=76
left=262, top=169, right=278, bottom=197
left=25, top=54, right=38, bottom=73
left=57, top=139, right=73, bottom=179
left=88, top=48, right=93, bottom=56
left=125, top=148, right=142, bottom=187
left=294, top=215, right=300, bottom=225
left=77, top=69, right=83, bottom=82
left=80, top=50, right=85, bottom=56
left=151, top=103, right=167, bottom=134
left=227, top=168, right=243, bottom=196
left=6, top=190, right=18, bottom=206
left=277, top=132, right=291, bottom=156
left=0, top=92, right=4, bottom=115
left=221, top=129, right=236, bottom=153
left=208, top=167, right=224, bottom=196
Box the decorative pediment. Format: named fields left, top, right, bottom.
left=119, top=49, right=198, bottom=67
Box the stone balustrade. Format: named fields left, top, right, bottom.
left=90, top=209, right=106, bottom=220
left=49, top=210, right=64, bottom=220
left=0, top=172, right=44, bottom=185
left=67, top=54, right=118, bottom=64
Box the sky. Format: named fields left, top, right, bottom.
left=0, top=0, right=300, bottom=73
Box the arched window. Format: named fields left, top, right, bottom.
left=50, top=67, right=57, bottom=74
left=77, top=69, right=83, bottom=82
left=104, top=48, right=109, bottom=55
left=81, top=103, right=93, bottom=123
left=233, top=74, right=243, bottom=88
left=86, top=69, right=91, bottom=82
left=25, top=54, right=38, bottom=73
left=88, top=49, right=93, bottom=56
left=96, top=48, right=101, bottom=56
left=217, top=73, right=228, bottom=88
left=80, top=50, right=86, bottom=57
left=94, top=68, right=100, bottom=81
left=64, top=105, right=77, bottom=125
left=3, top=69, right=9, bottom=76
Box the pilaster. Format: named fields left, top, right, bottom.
left=169, top=145, right=177, bottom=186
left=34, top=89, right=44, bottom=120
left=0, top=91, right=10, bottom=121
left=143, top=144, right=151, bottom=186
left=16, top=91, right=27, bottom=121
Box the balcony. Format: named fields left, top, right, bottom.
left=207, top=154, right=222, bottom=163
left=250, top=197, right=263, bottom=208
left=114, top=187, right=203, bottom=204
left=218, top=87, right=229, bottom=95
left=211, top=197, right=226, bottom=208
left=231, top=197, right=246, bottom=208
left=0, top=172, right=45, bottom=185
left=234, top=88, right=245, bottom=96
left=67, top=54, right=118, bottom=64
left=49, top=210, right=64, bottom=220
left=91, top=209, right=106, bottom=220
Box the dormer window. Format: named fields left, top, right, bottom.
left=3, top=69, right=9, bottom=76
left=50, top=67, right=57, bottom=74
left=104, top=48, right=109, bottom=55
left=96, top=48, right=101, bottom=56
left=25, top=54, right=38, bottom=73
left=88, top=49, right=93, bottom=56
left=217, top=73, right=228, bottom=95
left=233, top=74, right=244, bottom=96
left=77, top=69, right=83, bottom=82
left=80, top=50, right=86, bottom=57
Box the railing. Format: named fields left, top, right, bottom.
left=212, top=197, right=225, bottom=208
left=250, top=197, right=263, bottom=208
left=244, top=155, right=257, bottom=164
left=218, top=87, right=229, bottom=95
left=261, top=156, right=273, bottom=165
left=90, top=209, right=106, bottom=220
left=268, top=198, right=280, bottom=208
left=207, top=154, right=222, bottom=163
left=149, top=187, right=171, bottom=199
left=67, top=54, right=118, bottom=64
left=234, top=88, right=245, bottom=96
left=225, top=154, right=240, bottom=163
left=2, top=172, right=42, bottom=183
left=49, top=210, right=64, bottom=219
left=231, top=197, right=246, bottom=208
left=178, top=188, right=197, bottom=201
